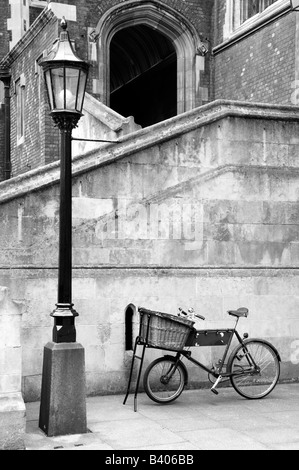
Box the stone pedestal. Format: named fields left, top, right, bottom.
left=39, top=342, right=87, bottom=437
left=0, top=287, right=25, bottom=450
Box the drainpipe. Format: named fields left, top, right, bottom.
left=0, top=70, right=11, bottom=180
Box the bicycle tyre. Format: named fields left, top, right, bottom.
left=227, top=339, right=280, bottom=399
left=143, top=356, right=186, bottom=404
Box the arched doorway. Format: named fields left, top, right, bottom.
left=92, top=1, right=205, bottom=125
left=109, top=25, right=177, bottom=128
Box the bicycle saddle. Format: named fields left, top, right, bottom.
left=228, top=307, right=249, bottom=318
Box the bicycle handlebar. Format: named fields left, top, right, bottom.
left=195, top=314, right=206, bottom=321
left=178, top=308, right=205, bottom=321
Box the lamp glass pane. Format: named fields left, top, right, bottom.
left=77, top=70, right=87, bottom=113
left=65, top=67, right=80, bottom=111
left=45, top=70, right=55, bottom=110
left=76, top=70, right=88, bottom=113
left=51, top=67, right=65, bottom=109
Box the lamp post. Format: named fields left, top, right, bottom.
left=38, top=18, right=90, bottom=437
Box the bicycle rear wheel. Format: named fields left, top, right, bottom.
left=143, top=357, right=186, bottom=404
left=228, top=340, right=280, bottom=399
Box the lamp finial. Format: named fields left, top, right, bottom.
left=61, top=17, right=67, bottom=30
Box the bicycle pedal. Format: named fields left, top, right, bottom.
left=210, top=375, right=222, bottom=395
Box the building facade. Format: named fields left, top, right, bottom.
left=1, top=1, right=299, bottom=401
left=1, top=1, right=297, bottom=180
left=214, top=0, right=296, bottom=105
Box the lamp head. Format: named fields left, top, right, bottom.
left=39, top=18, right=90, bottom=129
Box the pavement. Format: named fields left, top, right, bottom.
left=23, top=382, right=299, bottom=451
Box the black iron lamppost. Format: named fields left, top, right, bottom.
left=38, top=18, right=90, bottom=437
left=40, top=17, right=89, bottom=341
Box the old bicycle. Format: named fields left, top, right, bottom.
left=123, top=306, right=281, bottom=411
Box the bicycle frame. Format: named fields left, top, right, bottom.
left=169, top=316, right=257, bottom=393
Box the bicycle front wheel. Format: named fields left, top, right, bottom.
left=228, top=340, right=280, bottom=399
left=143, top=357, right=186, bottom=404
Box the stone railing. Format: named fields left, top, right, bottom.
left=72, top=92, right=141, bottom=157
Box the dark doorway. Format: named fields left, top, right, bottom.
left=110, top=25, right=177, bottom=128
left=125, top=305, right=134, bottom=351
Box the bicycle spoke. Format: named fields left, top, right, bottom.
left=143, top=358, right=185, bottom=403
left=229, top=341, right=280, bottom=399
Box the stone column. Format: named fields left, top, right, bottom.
left=0, top=287, right=25, bottom=450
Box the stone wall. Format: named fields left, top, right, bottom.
left=0, top=287, right=25, bottom=450
left=0, top=1, right=10, bottom=58
left=72, top=92, right=141, bottom=157
left=0, top=100, right=299, bottom=401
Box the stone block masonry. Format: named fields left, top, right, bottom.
left=0, top=287, right=25, bottom=450
left=0, top=100, right=299, bottom=401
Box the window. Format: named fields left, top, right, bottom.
left=15, top=76, right=25, bottom=143
left=232, top=0, right=279, bottom=30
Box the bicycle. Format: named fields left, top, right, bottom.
left=123, top=306, right=281, bottom=410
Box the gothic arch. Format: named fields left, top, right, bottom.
left=91, top=0, right=204, bottom=118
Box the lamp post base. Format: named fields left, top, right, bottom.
left=39, top=342, right=87, bottom=437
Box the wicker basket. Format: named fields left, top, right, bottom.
left=138, top=307, right=195, bottom=351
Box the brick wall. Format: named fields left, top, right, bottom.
left=0, top=0, right=10, bottom=59
left=6, top=0, right=215, bottom=177
left=0, top=1, right=9, bottom=182
left=48, top=0, right=213, bottom=36
left=0, top=105, right=4, bottom=181
left=214, top=5, right=296, bottom=106
left=48, top=0, right=213, bottom=100
left=9, top=15, right=60, bottom=177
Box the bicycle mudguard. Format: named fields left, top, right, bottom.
left=164, top=355, right=189, bottom=385
left=242, top=338, right=281, bottom=362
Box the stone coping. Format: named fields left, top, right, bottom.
left=0, top=99, right=299, bottom=205
left=1, top=266, right=299, bottom=273
left=82, top=92, right=137, bottom=132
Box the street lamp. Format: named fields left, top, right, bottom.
left=38, top=18, right=90, bottom=437
left=40, top=17, right=89, bottom=341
